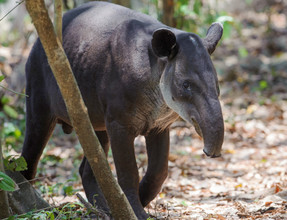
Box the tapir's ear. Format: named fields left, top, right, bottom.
left=152, top=29, right=178, bottom=59
left=202, top=22, right=223, bottom=55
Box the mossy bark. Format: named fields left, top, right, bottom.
left=54, top=0, right=62, bottom=43
left=25, top=1, right=137, bottom=219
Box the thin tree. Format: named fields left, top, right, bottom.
left=112, top=0, right=131, bottom=8
left=162, top=0, right=175, bottom=27
left=25, top=0, right=137, bottom=219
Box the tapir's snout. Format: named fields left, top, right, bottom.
left=203, top=148, right=221, bottom=158
left=200, top=98, right=224, bottom=158
left=191, top=98, right=224, bottom=159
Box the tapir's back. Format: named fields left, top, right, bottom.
left=61, top=1, right=162, bottom=83
left=63, top=1, right=159, bottom=34
left=62, top=2, right=161, bottom=59
left=27, top=1, right=165, bottom=128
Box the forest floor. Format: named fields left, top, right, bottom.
left=1, top=1, right=287, bottom=220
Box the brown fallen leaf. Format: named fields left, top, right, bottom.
left=265, top=201, right=273, bottom=206
left=216, top=214, right=227, bottom=220
left=272, top=183, right=283, bottom=194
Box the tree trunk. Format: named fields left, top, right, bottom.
left=0, top=139, right=10, bottom=219
left=54, top=0, right=62, bottom=43
left=162, top=0, right=175, bottom=27
left=112, top=0, right=131, bottom=8
left=25, top=1, right=137, bottom=219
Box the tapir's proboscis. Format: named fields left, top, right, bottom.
left=21, top=2, right=224, bottom=219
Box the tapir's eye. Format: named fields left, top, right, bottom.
left=183, top=81, right=192, bottom=91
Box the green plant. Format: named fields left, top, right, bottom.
left=1, top=121, right=23, bottom=151
left=0, top=171, right=18, bottom=191
left=259, top=80, right=268, bottom=91
left=37, top=178, right=79, bottom=197
left=8, top=202, right=88, bottom=219
left=4, top=155, right=27, bottom=172
left=160, top=0, right=236, bottom=39
left=0, top=75, right=26, bottom=154
left=1, top=96, right=18, bottom=119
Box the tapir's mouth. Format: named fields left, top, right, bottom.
left=191, top=118, right=202, bottom=137
left=203, top=148, right=221, bottom=158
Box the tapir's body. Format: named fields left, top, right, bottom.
left=22, top=2, right=224, bottom=219
left=47, top=2, right=179, bottom=135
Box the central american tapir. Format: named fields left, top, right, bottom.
left=21, top=1, right=224, bottom=219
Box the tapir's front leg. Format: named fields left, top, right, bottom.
left=139, top=128, right=169, bottom=207
left=106, top=121, right=149, bottom=220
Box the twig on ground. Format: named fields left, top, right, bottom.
left=76, top=193, right=111, bottom=219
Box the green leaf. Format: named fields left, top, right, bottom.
left=15, top=156, right=27, bottom=171
left=216, top=15, right=234, bottom=24
left=259, top=80, right=268, bottom=90
left=47, top=211, right=55, bottom=220
left=223, top=22, right=232, bottom=39
left=14, top=129, right=22, bottom=139
left=4, top=158, right=16, bottom=171
left=3, top=105, right=18, bottom=119
left=0, top=75, right=5, bottom=82
left=7, top=216, right=16, bottom=220
left=0, top=171, right=18, bottom=192
left=4, top=156, right=27, bottom=172
left=1, top=96, right=10, bottom=105
left=64, top=185, right=74, bottom=196
left=216, top=15, right=234, bottom=39
left=3, top=122, right=17, bottom=135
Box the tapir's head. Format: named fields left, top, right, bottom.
left=152, top=23, right=224, bottom=158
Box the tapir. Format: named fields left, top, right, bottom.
left=21, top=1, right=224, bottom=219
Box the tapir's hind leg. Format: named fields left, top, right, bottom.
left=21, top=85, right=56, bottom=180
left=79, top=131, right=110, bottom=213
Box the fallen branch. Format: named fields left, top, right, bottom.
left=76, top=193, right=110, bottom=219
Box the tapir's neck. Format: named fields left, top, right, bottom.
left=136, top=56, right=179, bottom=135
